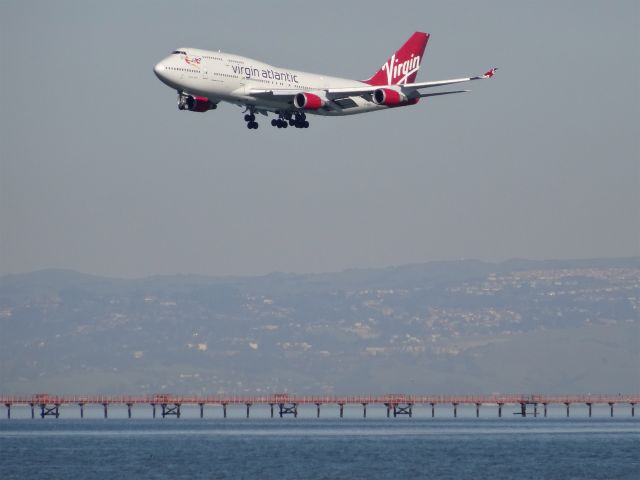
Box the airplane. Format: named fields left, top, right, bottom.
left=153, top=32, right=496, bottom=130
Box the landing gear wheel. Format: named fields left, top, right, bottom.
left=271, top=119, right=277, bottom=127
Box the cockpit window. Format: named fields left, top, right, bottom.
left=171, top=50, right=187, bottom=55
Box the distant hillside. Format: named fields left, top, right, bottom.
left=1, top=258, right=638, bottom=394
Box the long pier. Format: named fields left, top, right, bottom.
left=2, top=394, right=638, bottom=419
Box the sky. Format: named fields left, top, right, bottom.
left=0, top=0, right=638, bottom=278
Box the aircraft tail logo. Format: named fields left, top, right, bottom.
left=364, top=32, right=429, bottom=86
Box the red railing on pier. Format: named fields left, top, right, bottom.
left=2, top=393, right=639, bottom=406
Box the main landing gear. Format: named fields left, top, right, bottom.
left=244, top=112, right=259, bottom=129
left=271, top=111, right=310, bottom=129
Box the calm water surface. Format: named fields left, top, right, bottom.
left=1, top=417, right=638, bottom=479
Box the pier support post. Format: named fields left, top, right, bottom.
left=362, top=403, right=367, bottom=418
left=393, top=403, right=413, bottom=418
left=103, top=403, right=108, bottom=419
left=30, top=403, right=35, bottom=419
left=431, top=403, right=435, bottom=418
left=278, top=403, right=298, bottom=418
left=199, top=403, right=204, bottom=419
left=127, top=403, right=132, bottom=419
left=565, top=403, right=570, bottom=418
left=498, top=403, right=503, bottom=418
left=534, top=403, right=538, bottom=418
left=316, top=403, right=321, bottom=418
left=5, top=403, right=10, bottom=419
left=453, top=403, right=458, bottom=418
left=223, top=403, right=227, bottom=419
left=151, top=404, right=156, bottom=419
left=161, top=403, right=180, bottom=418
left=246, top=403, right=251, bottom=418
left=339, top=403, right=344, bottom=418
left=544, top=403, right=548, bottom=418
left=631, top=403, right=635, bottom=417
left=587, top=403, right=592, bottom=418
left=270, top=404, right=274, bottom=418
left=40, top=403, right=60, bottom=419
left=79, top=403, right=84, bottom=419
left=520, top=403, right=527, bottom=417
left=609, top=403, right=614, bottom=417
left=476, top=403, right=481, bottom=418
left=386, top=404, right=390, bottom=418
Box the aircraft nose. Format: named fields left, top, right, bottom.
left=153, top=61, right=166, bottom=79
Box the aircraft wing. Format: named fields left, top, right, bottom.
left=248, top=89, right=301, bottom=98
left=406, top=68, right=497, bottom=90
left=323, top=68, right=497, bottom=99
left=248, top=68, right=496, bottom=102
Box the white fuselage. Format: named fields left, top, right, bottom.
left=153, top=48, right=388, bottom=116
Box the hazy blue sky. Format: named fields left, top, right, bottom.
left=1, top=0, right=638, bottom=278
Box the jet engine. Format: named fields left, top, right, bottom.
left=372, top=88, right=407, bottom=106
left=293, top=92, right=326, bottom=110
left=178, top=94, right=217, bottom=112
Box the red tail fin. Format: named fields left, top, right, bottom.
left=364, top=32, right=429, bottom=86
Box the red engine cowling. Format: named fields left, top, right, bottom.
left=293, top=92, right=326, bottom=110
left=183, top=95, right=217, bottom=112
left=372, top=88, right=407, bottom=106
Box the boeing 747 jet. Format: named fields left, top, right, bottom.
left=153, top=32, right=496, bottom=130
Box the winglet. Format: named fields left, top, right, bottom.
left=483, top=67, right=498, bottom=78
